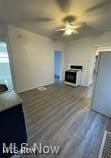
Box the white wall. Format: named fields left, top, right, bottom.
left=8, top=25, right=64, bottom=92
left=64, top=31, right=111, bottom=86
left=8, top=24, right=111, bottom=90
left=0, top=24, right=8, bottom=37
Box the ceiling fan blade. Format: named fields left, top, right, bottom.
left=56, top=28, right=66, bottom=32
left=62, top=29, right=79, bottom=36
left=72, top=29, right=79, bottom=34
left=55, top=0, right=71, bottom=13
left=72, top=24, right=84, bottom=29
left=63, top=32, right=66, bottom=36
left=85, top=0, right=111, bottom=13
left=32, top=17, right=52, bottom=22
left=9, top=17, right=52, bottom=24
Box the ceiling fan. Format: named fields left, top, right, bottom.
left=54, top=0, right=111, bottom=36
left=56, top=16, right=85, bottom=36
left=5, top=0, right=110, bottom=38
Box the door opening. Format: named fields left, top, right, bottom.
left=54, top=50, right=62, bottom=83
left=0, top=41, right=13, bottom=90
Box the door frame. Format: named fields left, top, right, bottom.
left=54, top=50, right=63, bottom=82
left=96, top=47, right=111, bottom=54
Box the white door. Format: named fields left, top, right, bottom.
left=92, top=51, right=111, bottom=117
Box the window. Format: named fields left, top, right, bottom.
left=0, top=42, right=9, bottom=63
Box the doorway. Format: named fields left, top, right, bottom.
left=54, top=50, right=62, bottom=83
left=0, top=41, right=13, bottom=90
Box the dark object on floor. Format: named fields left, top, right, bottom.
left=0, top=104, right=27, bottom=158
left=0, top=84, right=8, bottom=92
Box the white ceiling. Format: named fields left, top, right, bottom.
left=0, top=0, right=111, bottom=42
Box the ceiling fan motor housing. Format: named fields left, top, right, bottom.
left=63, top=15, right=76, bottom=24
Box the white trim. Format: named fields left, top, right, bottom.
left=96, top=47, right=111, bottom=56
left=97, top=47, right=111, bottom=50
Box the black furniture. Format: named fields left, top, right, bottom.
left=0, top=84, right=8, bottom=92
left=0, top=91, right=27, bottom=158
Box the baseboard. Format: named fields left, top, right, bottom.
left=18, top=82, right=54, bottom=93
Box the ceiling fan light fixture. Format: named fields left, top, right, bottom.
left=56, top=18, right=83, bottom=36
left=65, top=28, right=73, bottom=35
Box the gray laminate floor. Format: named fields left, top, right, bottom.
left=20, top=83, right=109, bottom=158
